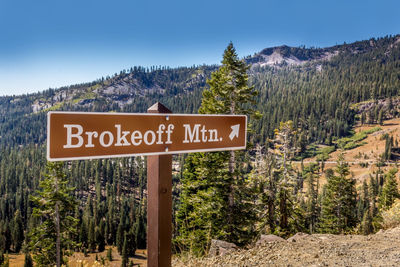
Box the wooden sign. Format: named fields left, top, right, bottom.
left=47, top=111, right=247, bottom=161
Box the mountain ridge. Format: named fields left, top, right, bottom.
left=3, top=34, right=399, bottom=114
left=246, top=34, right=400, bottom=67
left=1, top=34, right=400, bottom=147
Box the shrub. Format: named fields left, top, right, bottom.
left=382, top=199, right=400, bottom=229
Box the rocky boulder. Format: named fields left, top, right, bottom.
left=287, top=232, right=309, bottom=242
left=208, top=239, right=238, bottom=257
left=256, top=234, right=286, bottom=246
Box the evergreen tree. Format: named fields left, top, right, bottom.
left=116, top=212, right=125, bottom=254
left=107, top=247, right=113, bottom=261
left=1, top=254, right=8, bottom=267
left=175, top=42, right=259, bottom=253
left=272, top=121, right=301, bottom=235
left=360, top=209, right=373, bottom=235
left=96, top=226, right=106, bottom=252
left=88, top=219, right=96, bottom=252
left=379, top=168, right=400, bottom=210
left=319, top=154, right=357, bottom=234
left=28, top=162, right=79, bottom=267
left=359, top=179, right=373, bottom=235
left=383, top=134, right=393, bottom=161
left=304, top=163, right=319, bottom=233
left=11, top=210, right=24, bottom=252
left=135, top=215, right=146, bottom=249
left=175, top=152, right=230, bottom=256
left=248, top=145, right=279, bottom=235
left=23, top=253, right=33, bottom=267
left=378, top=108, right=384, bottom=125
left=121, top=233, right=128, bottom=267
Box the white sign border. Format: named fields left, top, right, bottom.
left=47, top=111, right=247, bottom=161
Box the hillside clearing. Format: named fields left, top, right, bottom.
left=298, top=118, right=400, bottom=183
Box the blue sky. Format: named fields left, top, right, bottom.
left=0, top=0, right=399, bottom=96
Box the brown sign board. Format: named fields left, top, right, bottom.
left=47, top=111, right=247, bottom=161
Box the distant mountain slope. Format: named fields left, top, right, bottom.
left=246, top=35, right=400, bottom=67
left=0, top=34, right=400, bottom=147
left=246, top=45, right=338, bottom=67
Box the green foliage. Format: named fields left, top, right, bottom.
left=382, top=134, right=394, bottom=161
left=0, top=254, right=8, bottom=267
left=199, top=42, right=258, bottom=117
left=299, top=145, right=336, bottom=160
left=304, top=164, right=320, bottom=233
left=379, top=168, right=400, bottom=210
left=11, top=210, right=24, bottom=252
left=121, top=233, right=129, bottom=267
left=107, top=247, right=113, bottom=261
left=175, top=43, right=259, bottom=255
left=319, top=154, right=357, bottom=234
left=336, top=127, right=381, bottom=150
left=28, top=162, right=79, bottom=266
left=175, top=152, right=230, bottom=256
left=23, top=253, right=33, bottom=267
left=382, top=199, right=400, bottom=229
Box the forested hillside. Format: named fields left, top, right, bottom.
left=1, top=34, right=400, bottom=264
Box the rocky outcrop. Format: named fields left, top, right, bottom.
left=255, top=234, right=286, bottom=246
left=287, top=232, right=309, bottom=242
left=208, top=239, right=237, bottom=257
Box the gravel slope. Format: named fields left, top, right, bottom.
left=173, top=227, right=400, bottom=267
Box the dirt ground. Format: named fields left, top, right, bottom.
left=173, top=227, right=400, bottom=267
left=9, top=247, right=147, bottom=267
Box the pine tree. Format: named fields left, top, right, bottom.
left=304, top=163, right=319, bottom=233
left=378, top=108, right=384, bottom=125
left=23, top=253, right=33, bottom=267
left=1, top=254, right=8, bottom=267
left=11, top=210, right=24, bottom=252
left=107, top=247, right=113, bottom=261
left=379, top=168, right=400, bottom=210
left=175, top=42, right=259, bottom=253
left=360, top=209, right=373, bottom=235
left=319, top=154, right=357, bottom=234
left=272, top=121, right=300, bottom=234
left=121, top=233, right=128, bottom=267
left=175, top=152, right=230, bottom=256
left=134, top=215, right=146, bottom=249
left=96, top=226, right=106, bottom=252
left=256, top=150, right=279, bottom=234
left=369, top=174, right=379, bottom=217
left=28, top=162, right=79, bottom=267
left=116, top=212, right=125, bottom=254
left=359, top=179, right=373, bottom=235
left=88, top=219, right=96, bottom=252
left=383, top=134, right=393, bottom=161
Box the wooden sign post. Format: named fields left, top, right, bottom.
left=47, top=103, right=247, bottom=267
left=147, top=102, right=172, bottom=267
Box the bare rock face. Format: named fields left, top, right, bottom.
left=256, top=234, right=286, bottom=246
left=287, top=232, right=309, bottom=242
left=208, top=239, right=238, bottom=257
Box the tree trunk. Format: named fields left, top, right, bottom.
left=55, top=173, right=61, bottom=267
left=279, top=190, right=288, bottom=230
left=228, top=100, right=236, bottom=240
left=56, top=201, right=61, bottom=267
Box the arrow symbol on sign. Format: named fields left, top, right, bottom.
left=229, top=124, right=240, bottom=140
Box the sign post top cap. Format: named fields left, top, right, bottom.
left=148, top=102, right=171, bottom=114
